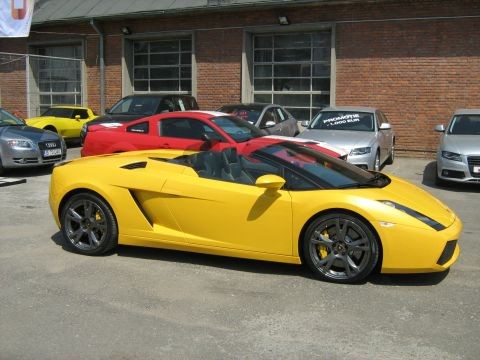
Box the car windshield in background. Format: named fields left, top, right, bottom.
left=41, top=107, right=74, bottom=118
left=255, top=142, right=389, bottom=189
left=211, top=116, right=264, bottom=142
left=109, top=97, right=161, bottom=116
left=309, top=111, right=374, bottom=132
left=448, top=115, right=480, bottom=135
left=0, top=109, right=24, bottom=126
left=218, top=105, right=263, bottom=124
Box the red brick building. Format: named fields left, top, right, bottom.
left=0, top=0, right=479, bottom=156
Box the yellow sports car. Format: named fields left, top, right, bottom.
left=49, top=140, right=462, bottom=283
left=26, top=106, right=97, bottom=141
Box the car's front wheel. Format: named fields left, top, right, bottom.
left=60, top=192, right=118, bottom=255
left=302, top=212, right=379, bottom=283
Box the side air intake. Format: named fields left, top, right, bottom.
left=121, top=161, right=147, bottom=170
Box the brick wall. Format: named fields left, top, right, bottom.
left=0, top=0, right=479, bottom=155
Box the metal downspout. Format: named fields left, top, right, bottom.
left=90, top=19, right=105, bottom=114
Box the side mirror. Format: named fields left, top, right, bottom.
left=255, top=174, right=285, bottom=190
left=434, top=124, right=445, bottom=132
left=262, top=120, right=276, bottom=129
left=379, top=123, right=391, bottom=130
left=200, top=133, right=223, bottom=149
left=301, top=120, right=310, bottom=128
left=75, top=115, right=81, bottom=121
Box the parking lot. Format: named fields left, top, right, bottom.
left=1, top=146, right=479, bottom=360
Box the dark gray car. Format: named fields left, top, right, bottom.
left=218, top=103, right=299, bottom=137
left=80, top=94, right=199, bottom=143
left=297, top=106, right=395, bottom=171
left=0, top=108, right=66, bottom=174
left=434, top=109, right=480, bottom=185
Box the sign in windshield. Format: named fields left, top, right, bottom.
left=310, top=112, right=374, bottom=132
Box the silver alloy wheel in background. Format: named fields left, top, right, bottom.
left=303, top=212, right=379, bottom=283
left=374, top=151, right=380, bottom=171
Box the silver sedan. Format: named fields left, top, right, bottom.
left=434, top=109, right=480, bottom=185
left=0, top=108, right=66, bottom=175
left=297, top=106, right=395, bottom=171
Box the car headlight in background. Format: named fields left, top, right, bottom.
left=441, top=151, right=462, bottom=162
left=378, top=200, right=445, bottom=231
left=350, top=147, right=371, bottom=156
left=6, top=139, right=33, bottom=149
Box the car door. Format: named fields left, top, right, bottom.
left=62, top=109, right=90, bottom=138
left=161, top=173, right=293, bottom=255
left=157, top=117, right=229, bottom=151
left=259, top=108, right=283, bottom=135
left=274, top=107, right=295, bottom=136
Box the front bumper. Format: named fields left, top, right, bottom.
left=0, top=141, right=66, bottom=169
left=380, top=215, right=462, bottom=273
left=347, top=152, right=374, bottom=170
left=437, top=153, right=480, bottom=184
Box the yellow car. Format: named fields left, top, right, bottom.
left=49, top=140, right=462, bottom=283
left=26, top=106, right=97, bottom=141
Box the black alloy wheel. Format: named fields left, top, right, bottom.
left=60, top=192, right=118, bottom=255
left=303, top=212, right=379, bottom=283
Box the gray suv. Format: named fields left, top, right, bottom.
left=80, top=94, right=198, bottom=143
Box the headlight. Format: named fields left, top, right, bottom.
left=378, top=200, right=445, bottom=231
left=7, top=139, right=33, bottom=148
left=441, top=151, right=462, bottom=162
left=350, top=147, right=371, bottom=156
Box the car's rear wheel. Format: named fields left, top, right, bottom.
left=60, top=192, right=118, bottom=255
left=303, top=212, right=379, bottom=283
left=385, top=141, right=395, bottom=165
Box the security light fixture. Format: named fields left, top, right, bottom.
left=121, top=26, right=132, bottom=35
left=278, top=16, right=290, bottom=25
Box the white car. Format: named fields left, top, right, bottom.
left=434, top=109, right=480, bottom=185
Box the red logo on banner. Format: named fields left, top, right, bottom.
left=11, top=0, right=27, bottom=20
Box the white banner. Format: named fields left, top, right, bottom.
left=0, top=0, right=34, bottom=38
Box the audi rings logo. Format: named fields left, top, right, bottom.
left=45, top=142, right=57, bottom=148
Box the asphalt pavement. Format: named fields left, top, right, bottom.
left=0, top=146, right=479, bottom=360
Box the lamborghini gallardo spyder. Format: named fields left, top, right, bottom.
left=49, top=140, right=461, bottom=283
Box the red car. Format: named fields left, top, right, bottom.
left=81, top=111, right=347, bottom=158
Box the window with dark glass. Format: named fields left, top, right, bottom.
left=127, top=122, right=149, bottom=134
left=133, top=39, right=192, bottom=93
left=253, top=31, right=331, bottom=122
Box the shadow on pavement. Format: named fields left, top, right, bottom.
left=51, top=231, right=451, bottom=286
left=422, top=160, right=480, bottom=193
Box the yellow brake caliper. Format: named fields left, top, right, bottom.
left=319, top=230, right=329, bottom=259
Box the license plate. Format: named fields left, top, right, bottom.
left=43, top=148, right=62, bottom=157
left=474, top=166, right=480, bottom=173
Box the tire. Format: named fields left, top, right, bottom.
left=302, top=212, right=379, bottom=283
left=60, top=192, right=118, bottom=255
left=385, top=141, right=395, bottom=165
left=373, top=151, right=380, bottom=171
left=44, top=126, right=57, bottom=133
left=0, top=157, right=4, bottom=175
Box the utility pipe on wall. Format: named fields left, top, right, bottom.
left=90, top=19, right=105, bottom=114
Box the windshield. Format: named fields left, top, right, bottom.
left=448, top=114, right=480, bottom=135
left=109, top=97, right=160, bottom=115
left=41, top=107, right=74, bottom=118
left=0, top=109, right=24, bottom=126
left=254, top=142, right=389, bottom=189
left=309, top=111, right=375, bottom=132
left=218, top=105, right=263, bottom=124
left=211, top=116, right=265, bottom=143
